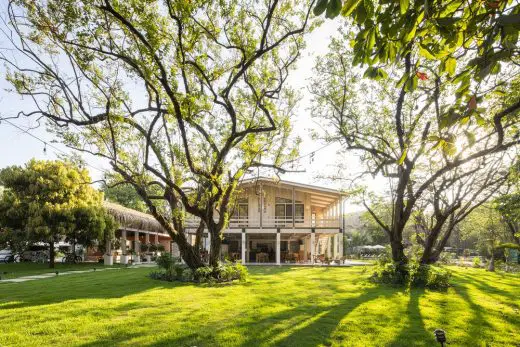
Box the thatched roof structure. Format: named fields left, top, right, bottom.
left=103, top=201, right=167, bottom=234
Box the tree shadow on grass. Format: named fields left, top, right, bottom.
left=387, top=289, right=435, bottom=347
left=450, top=274, right=519, bottom=345
left=452, top=271, right=519, bottom=303
left=145, top=283, right=400, bottom=347
left=451, top=283, right=493, bottom=345
left=0, top=268, right=187, bottom=310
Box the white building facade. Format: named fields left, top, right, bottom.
left=186, top=178, right=346, bottom=265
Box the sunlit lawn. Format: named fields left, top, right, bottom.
left=0, top=265, right=518, bottom=346
left=0, top=262, right=123, bottom=279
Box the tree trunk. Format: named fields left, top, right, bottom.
left=49, top=240, right=55, bottom=268
left=390, top=239, right=407, bottom=263
left=389, top=223, right=407, bottom=264
left=420, top=242, right=435, bottom=264
left=488, top=252, right=495, bottom=272
left=172, top=232, right=204, bottom=270
left=209, top=228, right=222, bottom=268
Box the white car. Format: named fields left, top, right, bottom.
left=0, top=249, right=13, bottom=263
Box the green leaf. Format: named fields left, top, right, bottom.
left=400, top=0, right=409, bottom=15
left=405, top=75, right=418, bottom=92
left=419, top=45, right=436, bottom=60
left=432, top=139, right=445, bottom=152
left=474, top=113, right=486, bottom=126
left=396, top=73, right=408, bottom=88
left=464, top=130, right=476, bottom=147
left=445, top=57, right=456, bottom=76
left=398, top=148, right=408, bottom=165
left=341, top=0, right=362, bottom=16
left=363, top=0, right=374, bottom=16
left=443, top=140, right=457, bottom=156
left=367, top=29, right=376, bottom=51
left=313, top=0, right=329, bottom=16
left=326, top=0, right=342, bottom=19
left=436, top=17, right=460, bottom=27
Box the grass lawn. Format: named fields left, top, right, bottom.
left=0, top=262, right=123, bottom=279
left=0, top=265, right=518, bottom=347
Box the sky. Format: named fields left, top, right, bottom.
left=0, top=14, right=384, bottom=211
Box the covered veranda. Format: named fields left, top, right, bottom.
left=103, top=201, right=173, bottom=265
left=215, top=230, right=343, bottom=265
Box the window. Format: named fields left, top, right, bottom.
left=275, top=197, right=304, bottom=224
left=233, top=198, right=248, bottom=221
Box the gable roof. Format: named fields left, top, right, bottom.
left=239, top=177, right=344, bottom=196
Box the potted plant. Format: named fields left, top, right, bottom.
left=149, top=243, right=159, bottom=261
left=141, top=243, right=151, bottom=262
left=156, top=244, right=165, bottom=254
left=127, top=249, right=136, bottom=264
left=121, top=244, right=130, bottom=265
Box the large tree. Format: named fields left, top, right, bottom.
left=309, top=29, right=519, bottom=271
left=413, top=155, right=512, bottom=264
left=0, top=160, right=115, bottom=268
left=495, top=165, right=520, bottom=245
left=1, top=0, right=313, bottom=272
left=310, top=0, right=520, bottom=271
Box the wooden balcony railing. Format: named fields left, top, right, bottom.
left=185, top=216, right=340, bottom=229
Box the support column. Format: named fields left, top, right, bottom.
left=259, top=183, right=263, bottom=229
left=241, top=231, right=246, bottom=264
left=303, top=236, right=308, bottom=262
left=104, top=238, right=113, bottom=266
left=276, top=232, right=281, bottom=265
left=339, top=232, right=344, bottom=260
left=134, top=231, right=140, bottom=263
left=310, top=232, right=315, bottom=264
left=145, top=232, right=150, bottom=262
left=206, top=232, right=211, bottom=252
left=121, top=230, right=128, bottom=264
left=154, top=233, right=159, bottom=244
left=332, top=234, right=339, bottom=259
left=292, top=187, right=295, bottom=228
left=340, top=196, right=344, bottom=232
left=327, top=235, right=332, bottom=258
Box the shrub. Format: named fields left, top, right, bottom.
left=149, top=270, right=165, bottom=280
left=231, top=262, right=248, bottom=282
left=371, top=261, right=409, bottom=285
left=194, top=262, right=248, bottom=283
left=156, top=253, right=176, bottom=270
left=371, top=260, right=451, bottom=289
left=152, top=253, right=188, bottom=281
left=194, top=266, right=213, bottom=283
left=473, top=257, right=481, bottom=268
left=409, top=263, right=451, bottom=289
left=151, top=256, right=248, bottom=283
left=439, top=252, right=454, bottom=265
left=181, top=268, right=194, bottom=282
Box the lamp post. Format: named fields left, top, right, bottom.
left=434, top=329, right=447, bottom=347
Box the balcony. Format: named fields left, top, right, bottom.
left=186, top=216, right=341, bottom=229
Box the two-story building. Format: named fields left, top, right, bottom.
left=186, top=178, right=346, bottom=265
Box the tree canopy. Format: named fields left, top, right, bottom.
left=2, top=0, right=314, bottom=272
left=0, top=160, right=116, bottom=267
left=310, top=25, right=519, bottom=269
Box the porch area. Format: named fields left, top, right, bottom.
left=204, top=230, right=344, bottom=265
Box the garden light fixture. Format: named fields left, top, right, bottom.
left=434, top=329, right=447, bottom=346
